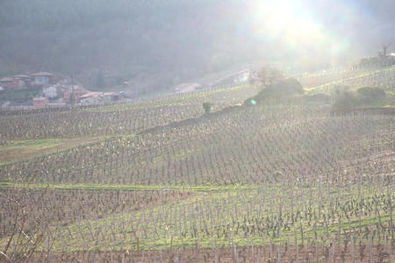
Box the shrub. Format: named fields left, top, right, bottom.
left=356, top=87, right=386, bottom=103
left=331, top=91, right=359, bottom=114
left=303, top=93, right=331, bottom=104
left=202, top=102, right=213, bottom=114
left=252, top=78, right=304, bottom=102
left=249, top=67, right=284, bottom=88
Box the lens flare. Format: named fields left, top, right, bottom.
left=248, top=0, right=351, bottom=68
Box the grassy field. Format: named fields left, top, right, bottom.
left=0, top=182, right=262, bottom=192
left=0, top=137, right=107, bottom=165
left=0, top=69, right=394, bottom=262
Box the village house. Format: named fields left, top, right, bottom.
left=43, top=86, right=58, bottom=98
left=13, top=75, right=31, bottom=89
left=79, top=91, right=120, bottom=105
left=30, top=72, right=56, bottom=86
left=103, top=92, right=120, bottom=102
left=79, top=92, right=104, bottom=105
left=63, top=87, right=87, bottom=103
left=33, top=97, right=49, bottom=109
left=0, top=77, right=17, bottom=90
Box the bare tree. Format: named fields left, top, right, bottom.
left=249, top=67, right=284, bottom=88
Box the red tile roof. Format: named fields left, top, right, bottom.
left=31, top=72, right=54, bottom=76
left=0, top=77, right=13, bottom=82
left=80, top=92, right=103, bottom=98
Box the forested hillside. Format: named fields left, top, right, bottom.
left=1, top=0, right=394, bottom=93
left=0, top=0, right=258, bottom=92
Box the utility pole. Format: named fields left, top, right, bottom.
left=70, top=74, right=75, bottom=107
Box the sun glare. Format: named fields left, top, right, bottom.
left=252, top=0, right=322, bottom=41
left=249, top=0, right=350, bottom=65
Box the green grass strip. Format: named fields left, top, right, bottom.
left=0, top=181, right=262, bottom=192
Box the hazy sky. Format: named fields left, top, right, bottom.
left=0, top=0, right=394, bottom=77
left=239, top=0, right=395, bottom=68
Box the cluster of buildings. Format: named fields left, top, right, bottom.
left=0, top=72, right=56, bottom=91
left=0, top=72, right=122, bottom=109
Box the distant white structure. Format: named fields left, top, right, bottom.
left=175, top=83, right=202, bottom=93
left=79, top=91, right=119, bottom=105
left=234, top=71, right=250, bottom=83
